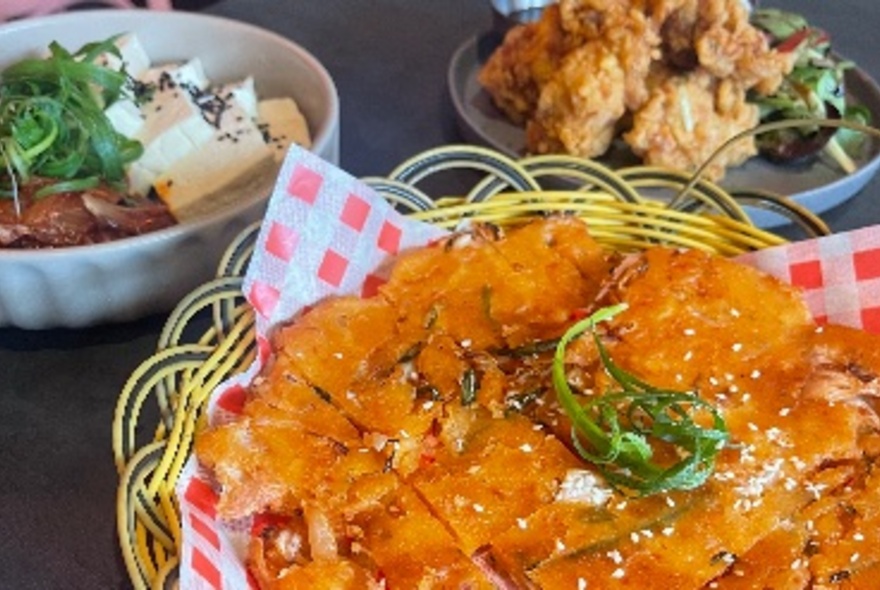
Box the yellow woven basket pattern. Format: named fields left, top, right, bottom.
left=112, top=145, right=829, bottom=589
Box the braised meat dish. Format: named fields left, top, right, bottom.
left=0, top=178, right=175, bottom=248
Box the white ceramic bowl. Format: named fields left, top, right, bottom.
left=0, top=9, right=340, bottom=329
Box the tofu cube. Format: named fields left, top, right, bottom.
left=104, top=98, right=144, bottom=138
left=127, top=59, right=217, bottom=195
left=139, top=57, right=210, bottom=92
left=218, top=76, right=259, bottom=120
left=93, top=32, right=151, bottom=79
left=257, top=97, right=312, bottom=161
left=152, top=96, right=275, bottom=220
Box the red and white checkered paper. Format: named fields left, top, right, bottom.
left=176, top=145, right=880, bottom=589
left=737, top=226, right=880, bottom=333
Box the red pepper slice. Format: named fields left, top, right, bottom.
left=776, top=27, right=830, bottom=52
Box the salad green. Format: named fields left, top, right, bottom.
left=750, top=8, right=871, bottom=172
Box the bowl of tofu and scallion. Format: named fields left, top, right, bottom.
left=0, top=9, right=339, bottom=329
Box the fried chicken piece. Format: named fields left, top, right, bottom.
left=480, top=0, right=794, bottom=179
left=553, top=0, right=664, bottom=110
left=527, top=1, right=660, bottom=157
left=478, top=4, right=569, bottom=125
left=641, top=0, right=793, bottom=93
left=526, top=41, right=628, bottom=157
left=624, top=70, right=759, bottom=179
left=648, top=0, right=701, bottom=69
left=557, top=0, right=637, bottom=39
left=587, top=2, right=664, bottom=111
left=694, top=0, right=794, bottom=95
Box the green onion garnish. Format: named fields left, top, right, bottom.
left=0, top=36, right=144, bottom=203
left=460, top=368, right=478, bottom=406
left=552, top=303, right=729, bottom=495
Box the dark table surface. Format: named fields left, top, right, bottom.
left=1, top=1, right=878, bottom=588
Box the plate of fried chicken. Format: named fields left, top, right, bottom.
left=450, top=0, right=880, bottom=227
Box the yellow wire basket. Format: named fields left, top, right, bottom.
left=112, top=144, right=830, bottom=589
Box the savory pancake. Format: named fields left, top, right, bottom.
left=196, top=217, right=880, bottom=589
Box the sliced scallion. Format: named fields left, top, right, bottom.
left=0, top=36, right=144, bottom=203
left=552, top=303, right=729, bottom=495
left=460, top=368, right=478, bottom=406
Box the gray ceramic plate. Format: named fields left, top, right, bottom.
left=449, top=36, right=880, bottom=228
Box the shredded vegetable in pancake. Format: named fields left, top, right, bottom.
left=195, top=217, right=880, bottom=589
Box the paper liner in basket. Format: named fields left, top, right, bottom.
left=175, top=145, right=880, bottom=589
